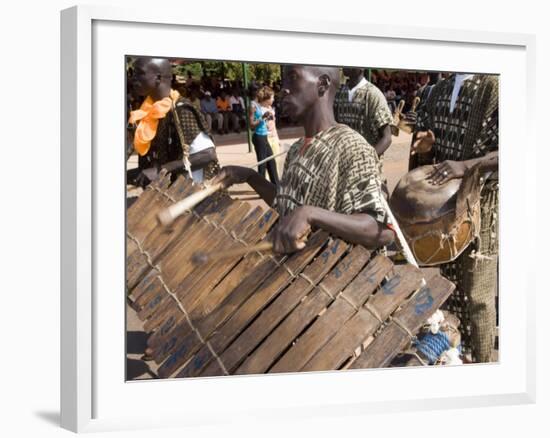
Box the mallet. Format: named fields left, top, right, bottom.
left=191, top=241, right=274, bottom=265
left=157, top=150, right=288, bottom=227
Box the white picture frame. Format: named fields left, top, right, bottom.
left=60, top=4, right=536, bottom=433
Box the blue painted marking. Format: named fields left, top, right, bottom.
left=258, top=210, right=273, bottom=229
left=321, top=251, right=330, bottom=264
left=144, top=281, right=156, bottom=294
left=160, top=316, right=175, bottom=336
left=333, top=267, right=342, bottom=278
left=148, top=294, right=162, bottom=309
left=366, top=267, right=381, bottom=284
left=331, top=241, right=340, bottom=254
left=381, top=274, right=401, bottom=294
left=193, top=355, right=203, bottom=370
left=164, top=343, right=188, bottom=369
left=162, top=337, right=177, bottom=356
left=414, top=288, right=434, bottom=315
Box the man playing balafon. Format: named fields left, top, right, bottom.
left=214, top=65, right=395, bottom=254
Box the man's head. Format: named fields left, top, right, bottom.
left=281, top=64, right=340, bottom=121
left=342, top=67, right=364, bottom=84
left=131, top=57, right=172, bottom=99
left=204, top=91, right=212, bottom=100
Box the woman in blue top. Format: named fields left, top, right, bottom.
left=249, top=86, right=279, bottom=185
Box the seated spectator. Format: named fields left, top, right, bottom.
left=229, top=89, right=246, bottom=133
left=200, top=91, right=223, bottom=134
left=216, top=90, right=237, bottom=134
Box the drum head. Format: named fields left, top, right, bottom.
left=390, top=165, right=461, bottom=224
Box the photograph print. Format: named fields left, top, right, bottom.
left=125, top=56, right=499, bottom=380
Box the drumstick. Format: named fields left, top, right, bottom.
left=246, top=150, right=287, bottom=169
left=379, top=196, right=426, bottom=286
left=157, top=181, right=224, bottom=227
left=192, top=241, right=273, bottom=265
left=157, top=151, right=288, bottom=227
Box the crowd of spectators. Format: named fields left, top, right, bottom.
left=369, top=69, right=446, bottom=113
left=127, top=64, right=447, bottom=138
left=171, top=73, right=288, bottom=135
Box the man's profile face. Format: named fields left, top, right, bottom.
left=131, top=60, right=159, bottom=97
left=281, top=65, right=319, bottom=121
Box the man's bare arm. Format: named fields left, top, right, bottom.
left=373, top=124, right=392, bottom=157
left=271, top=206, right=394, bottom=253
left=213, top=166, right=277, bottom=205
left=189, top=148, right=218, bottom=171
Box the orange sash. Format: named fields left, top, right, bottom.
left=128, top=89, right=181, bottom=156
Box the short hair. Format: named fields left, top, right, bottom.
left=256, top=85, right=274, bottom=103
left=134, top=57, right=172, bottom=79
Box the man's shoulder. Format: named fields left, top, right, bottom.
left=324, top=124, right=371, bottom=149
left=356, top=81, right=385, bottom=101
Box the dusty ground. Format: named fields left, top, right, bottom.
left=126, top=129, right=423, bottom=380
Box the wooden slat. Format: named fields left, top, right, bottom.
left=127, top=173, right=171, bottom=237
left=146, top=249, right=270, bottom=349
left=176, top=207, right=276, bottom=310
left=349, top=274, right=455, bottom=369
left=235, top=245, right=371, bottom=375
left=132, top=200, right=247, bottom=316
left=215, top=239, right=349, bottom=373
left=126, top=187, right=219, bottom=292
left=301, top=264, right=424, bottom=372
left=128, top=194, right=232, bottom=300
left=140, top=206, right=272, bottom=341
left=146, top=250, right=282, bottom=353
left=168, top=231, right=329, bottom=379
left=127, top=176, right=175, bottom=243
left=268, top=254, right=394, bottom=374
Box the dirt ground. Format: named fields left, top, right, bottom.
left=126, top=129, right=425, bottom=380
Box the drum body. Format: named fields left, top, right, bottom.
left=390, top=165, right=481, bottom=266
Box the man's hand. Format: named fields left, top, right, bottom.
left=427, top=160, right=469, bottom=185
left=412, top=130, right=435, bottom=155
left=271, top=206, right=312, bottom=254
left=212, top=165, right=254, bottom=188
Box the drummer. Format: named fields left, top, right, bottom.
left=127, top=57, right=219, bottom=187
left=214, top=64, right=395, bottom=254
left=412, top=73, right=499, bottom=363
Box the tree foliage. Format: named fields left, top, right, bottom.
left=173, top=61, right=281, bottom=84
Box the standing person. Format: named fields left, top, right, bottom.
left=213, top=65, right=394, bottom=254
left=260, top=95, right=282, bottom=167
left=249, top=86, right=279, bottom=185
left=127, top=57, right=219, bottom=186
left=334, top=67, right=394, bottom=159
left=412, top=73, right=499, bottom=363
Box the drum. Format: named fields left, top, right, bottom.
left=389, top=164, right=482, bottom=266
left=126, top=174, right=455, bottom=377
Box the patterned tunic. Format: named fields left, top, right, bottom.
left=416, top=74, right=499, bottom=164
left=274, top=124, right=388, bottom=224
left=334, top=81, right=394, bottom=148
